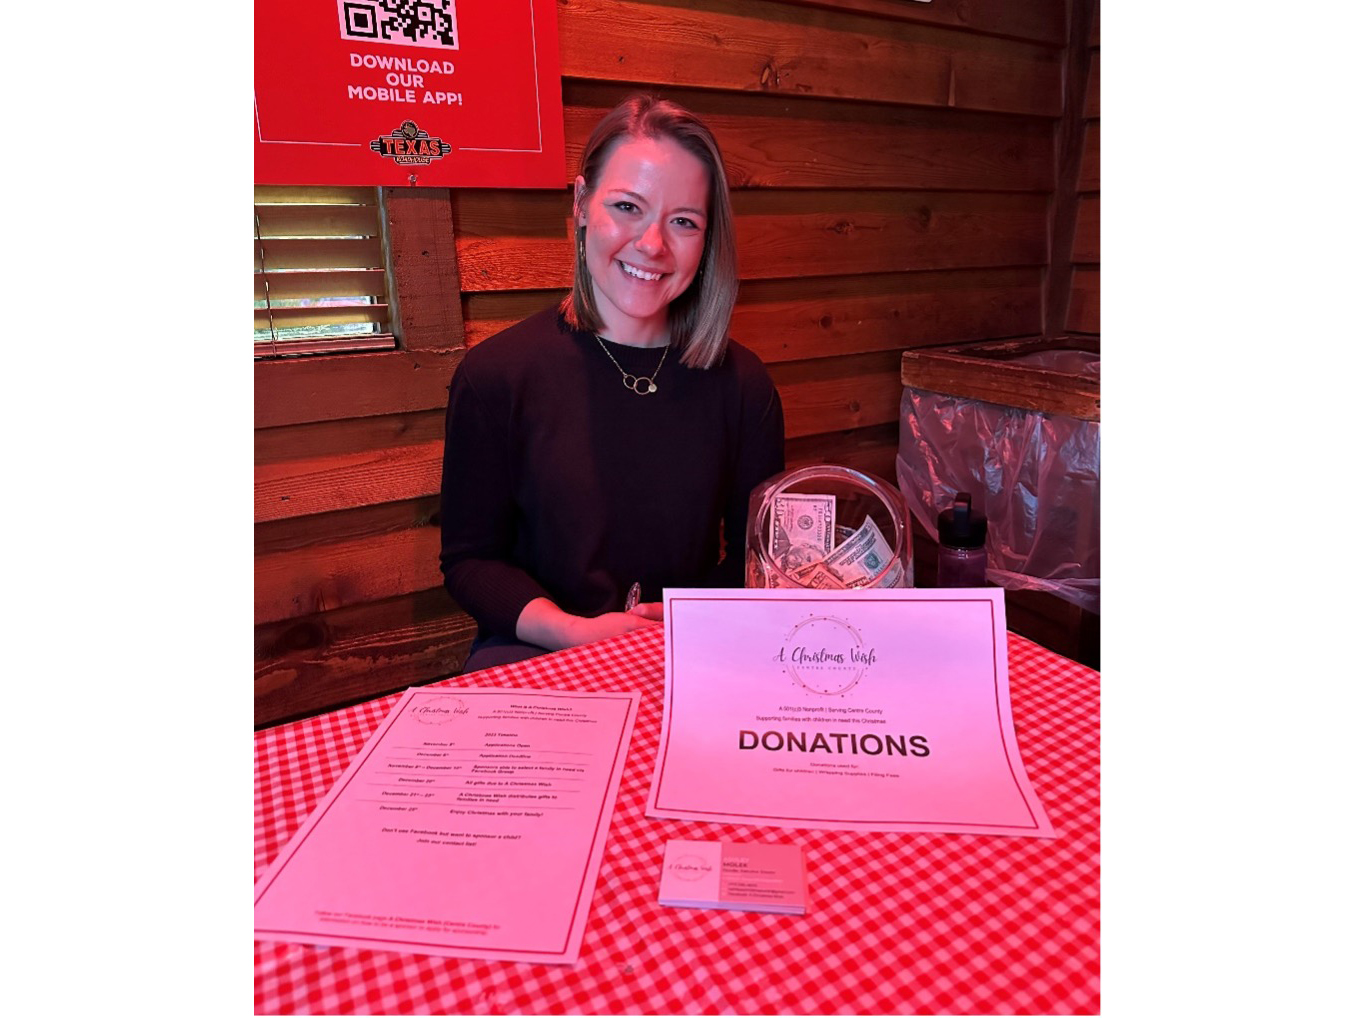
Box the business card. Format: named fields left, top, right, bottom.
left=658, top=839, right=807, bottom=915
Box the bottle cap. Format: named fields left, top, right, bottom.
left=938, top=492, right=987, bottom=549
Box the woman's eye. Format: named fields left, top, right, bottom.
left=673, top=217, right=702, bottom=230
left=613, top=201, right=638, bottom=213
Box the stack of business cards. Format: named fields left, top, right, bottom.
left=658, top=839, right=807, bottom=915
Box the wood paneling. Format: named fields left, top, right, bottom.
left=256, top=497, right=440, bottom=557
left=774, top=350, right=905, bottom=439
left=734, top=191, right=1049, bottom=279
left=775, top=0, right=1066, bottom=45
left=256, top=440, right=444, bottom=523
left=1072, top=197, right=1099, bottom=264
left=557, top=0, right=1062, bottom=116
left=1066, top=2, right=1099, bottom=334
left=1067, top=269, right=1100, bottom=335
left=1044, top=0, right=1096, bottom=338
left=564, top=83, right=1055, bottom=192
left=731, top=269, right=1043, bottom=362
left=254, top=348, right=461, bottom=429
left=1085, top=49, right=1100, bottom=118
left=1078, top=121, right=1100, bottom=193
left=255, top=588, right=476, bottom=728
left=385, top=188, right=465, bottom=351
left=256, top=410, right=446, bottom=466
left=784, top=421, right=900, bottom=477
left=256, top=526, right=443, bottom=626
left=461, top=290, right=569, bottom=347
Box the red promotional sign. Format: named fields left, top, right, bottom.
left=255, top=0, right=566, bottom=187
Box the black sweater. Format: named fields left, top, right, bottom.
left=439, top=308, right=786, bottom=640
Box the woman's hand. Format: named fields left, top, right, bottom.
left=571, top=609, right=662, bottom=646
left=626, top=601, right=664, bottom=623
left=517, top=597, right=662, bottom=651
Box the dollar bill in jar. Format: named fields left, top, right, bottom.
left=769, top=493, right=836, bottom=574
left=791, top=561, right=849, bottom=589
left=820, top=515, right=900, bottom=587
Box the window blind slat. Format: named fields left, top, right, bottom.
left=254, top=185, right=377, bottom=206
left=255, top=237, right=384, bottom=271
left=254, top=304, right=389, bottom=331
left=254, top=268, right=387, bottom=302
left=253, top=335, right=397, bottom=358
left=255, top=204, right=381, bottom=239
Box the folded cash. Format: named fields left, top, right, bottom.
left=843, top=555, right=906, bottom=589
left=820, top=515, right=892, bottom=587
left=770, top=492, right=835, bottom=574
left=790, top=561, right=848, bottom=589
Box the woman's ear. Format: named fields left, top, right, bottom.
left=573, top=175, right=587, bottom=225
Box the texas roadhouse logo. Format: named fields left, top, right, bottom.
left=370, top=120, right=451, bottom=166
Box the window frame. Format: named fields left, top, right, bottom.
left=254, top=185, right=399, bottom=359
left=255, top=188, right=466, bottom=430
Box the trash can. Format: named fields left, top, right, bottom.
left=896, top=340, right=1100, bottom=616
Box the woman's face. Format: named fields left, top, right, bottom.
left=576, top=134, right=710, bottom=344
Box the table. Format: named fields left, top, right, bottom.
left=255, top=626, right=1100, bottom=1014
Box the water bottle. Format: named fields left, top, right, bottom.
left=937, top=492, right=988, bottom=587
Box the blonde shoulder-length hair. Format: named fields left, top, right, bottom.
left=561, top=94, right=738, bottom=370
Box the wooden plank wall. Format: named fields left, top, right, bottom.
left=256, top=0, right=1074, bottom=727
left=1068, top=0, right=1100, bottom=334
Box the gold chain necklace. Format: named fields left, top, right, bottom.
left=594, top=334, right=669, bottom=395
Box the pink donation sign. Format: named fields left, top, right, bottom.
left=648, top=588, right=1055, bottom=837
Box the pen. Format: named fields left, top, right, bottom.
left=625, top=582, right=642, bottom=612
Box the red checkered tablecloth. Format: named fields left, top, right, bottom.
left=255, top=626, right=1100, bottom=1014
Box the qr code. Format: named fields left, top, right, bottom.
left=337, top=0, right=459, bottom=51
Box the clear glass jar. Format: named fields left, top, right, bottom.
left=745, top=465, right=914, bottom=590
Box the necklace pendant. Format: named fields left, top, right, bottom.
left=596, top=333, right=668, bottom=396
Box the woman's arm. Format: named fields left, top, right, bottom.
left=515, top=597, right=661, bottom=651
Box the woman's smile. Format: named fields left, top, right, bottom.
left=618, top=261, right=665, bottom=282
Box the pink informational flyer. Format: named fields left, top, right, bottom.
left=255, top=688, right=639, bottom=964
left=647, top=589, right=1054, bottom=837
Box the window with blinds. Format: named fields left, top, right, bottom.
left=254, top=186, right=397, bottom=358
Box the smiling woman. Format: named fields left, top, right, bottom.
left=575, top=135, right=709, bottom=348
left=438, top=94, right=785, bottom=672
left=563, top=96, right=739, bottom=371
